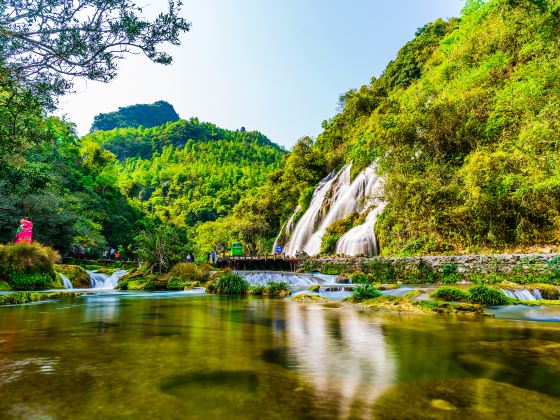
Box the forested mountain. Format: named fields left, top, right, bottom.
left=84, top=119, right=285, bottom=230
left=220, top=0, right=560, bottom=256
left=90, top=101, right=180, bottom=132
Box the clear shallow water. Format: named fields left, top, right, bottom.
left=1, top=292, right=560, bottom=419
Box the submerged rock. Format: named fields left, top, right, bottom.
left=371, top=379, right=560, bottom=418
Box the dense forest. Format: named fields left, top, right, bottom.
left=221, top=0, right=560, bottom=256
left=2, top=0, right=560, bottom=260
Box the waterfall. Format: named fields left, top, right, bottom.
left=59, top=273, right=73, bottom=290
left=236, top=271, right=332, bottom=286
left=271, top=205, right=301, bottom=254
left=500, top=289, right=542, bottom=301
left=283, top=163, right=385, bottom=257
left=87, top=270, right=127, bottom=289
left=283, top=169, right=340, bottom=256
left=336, top=203, right=387, bottom=257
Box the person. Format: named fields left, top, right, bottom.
left=115, top=250, right=120, bottom=261
left=211, top=251, right=216, bottom=264
left=14, top=217, right=33, bottom=244
left=110, top=248, right=116, bottom=260
left=186, top=254, right=192, bottom=263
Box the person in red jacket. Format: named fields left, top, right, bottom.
left=15, top=218, right=33, bottom=244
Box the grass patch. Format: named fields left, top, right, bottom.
left=0, top=291, right=83, bottom=306
left=431, top=287, right=470, bottom=302
left=468, top=284, right=509, bottom=306
left=349, top=285, right=383, bottom=303
left=213, top=273, right=249, bottom=295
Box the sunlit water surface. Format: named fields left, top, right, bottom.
left=1, top=292, right=560, bottom=419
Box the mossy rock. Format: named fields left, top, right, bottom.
left=0, top=291, right=85, bottom=306
left=307, top=284, right=320, bottom=293
left=55, top=264, right=90, bottom=288
left=96, top=267, right=118, bottom=275
left=0, top=280, right=11, bottom=291
left=291, top=294, right=332, bottom=303
left=371, top=379, right=560, bottom=418
left=52, top=273, right=64, bottom=289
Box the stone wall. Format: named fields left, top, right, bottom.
left=300, top=254, right=560, bottom=279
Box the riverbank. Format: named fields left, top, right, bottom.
left=301, top=253, right=560, bottom=284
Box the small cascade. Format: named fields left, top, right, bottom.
left=336, top=203, right=387, bottom=257
left=236, top=271, right=329, bottom=286
left=87, top=270, right=127, bottom=289
left=59, top=273, right=73, bottom=290
left=283, top=163, right=385, bottom=257
left=501, top=289, right=541, bottom=301
left=271, top=205, right=301, bottom=254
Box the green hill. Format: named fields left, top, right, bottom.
left=84, top=118, right=286, bottom=228
left=90, top=100, right=180, bottom=132
left=228, top=0, right=560, bottom=255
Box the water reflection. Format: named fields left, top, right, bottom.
left=285, top=304, right=396, bottom=417
left=0, top=294, right=559, bottom=418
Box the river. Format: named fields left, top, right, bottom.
left=0, top=291, right=559, bottom=418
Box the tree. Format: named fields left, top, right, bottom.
left=0, top=0, right=191, bottom=103
left=135, top=224, right=183, bottom=273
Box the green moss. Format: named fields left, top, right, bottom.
left=0, top=291, right=84, bottom=306
left=307, top=284, right=320, bottom=292
left=349, top=272, right=369, bottom=284
left=0, top=280, right=10, bottom=291
left=431, top=287, right=470, bottom=302
left=96, top=267, right=117, bottom=275
left=467, top=284, right=509, bottom=306
left=355, top=295, right=484, bottom=316
left=8, top=272, right=54, bottom=291
left=291, top=294, right=333, bottom=303
left=55, top=264, right=90, bottom=288
left=348, top=285, right=383, bottom=302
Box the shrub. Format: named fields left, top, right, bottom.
left=349, top=272, right=369, bottom=284
left=135, top=225, right=183, bottom=274
left=441, top=263, right=461, bottom=284
left=169, top=263, right=210, bottom=283
left=263, top=282, right=291, bottom=296
left=363, top=260, right=397, bottom=283
left=166, top=278, right=187, bottom=290
left=431, top=287, right=469, bottom=302
left=214, top=273, right=249, bottom=295
left=8, top=272, right=54, bottom=290
left=350, top=285, right=383, bottom=302
left=248, top=285, right=266, bottom=295
left=468, top=285, right=509, bottom=306
left=0, top=243, right=60, bottom=275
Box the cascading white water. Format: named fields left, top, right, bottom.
left=236, top=271, right=334, bottom=286
left=283, top=163, right=385, bottom=257
left=87, top=270, right=127, bottom=289
left=59, top=273, right=73, bottom=289
left=501, top=289, right=542, bottom=301
left=336, top=202, right=387, bottom=257
left=271, top=205, right=301, bottom=254
left=283, top=170, right=339, bottom=256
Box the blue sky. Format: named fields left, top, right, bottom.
left=58, top=0, right=464, bottom=148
